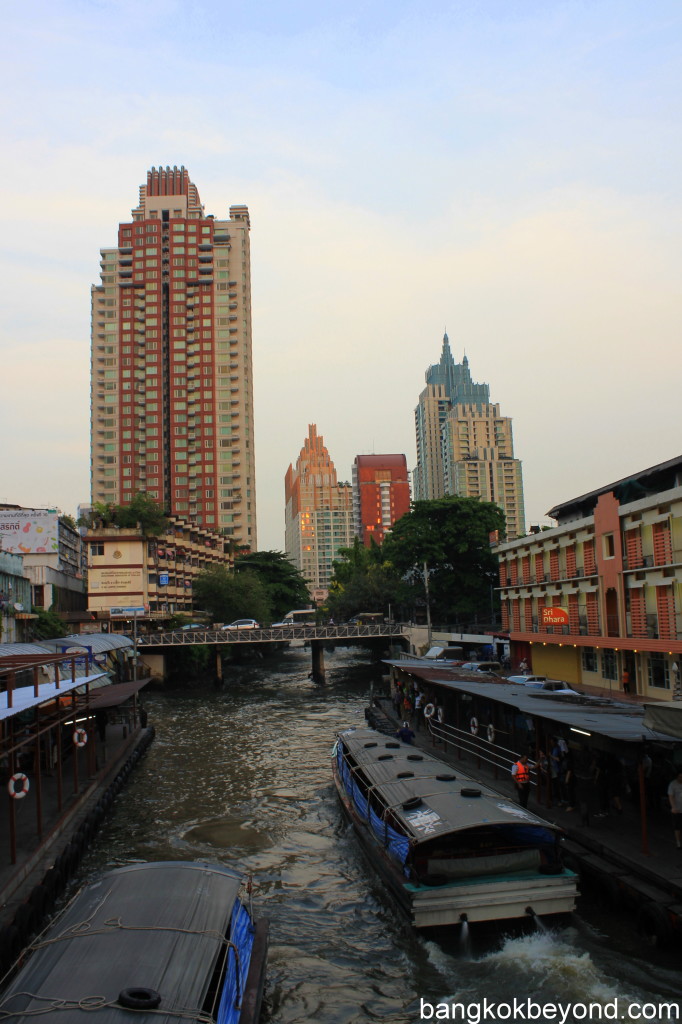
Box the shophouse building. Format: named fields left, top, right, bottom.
left=495, top=456, right=682, bottom=699
left=284, top=425, right=354, bottom=603
left=90, top=166, right=256, bottom=548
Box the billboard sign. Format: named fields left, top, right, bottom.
left=541, top=607, right=569, bottom=627
left=109, top=606, right=148, bottom=618
left=0, top=509, right=59, bottom=554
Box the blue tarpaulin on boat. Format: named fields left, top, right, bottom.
left=338, top=746, right=410, bottom=866
left=217, top=900, right=255, bottom=1024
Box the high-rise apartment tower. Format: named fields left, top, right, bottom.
left=352, top=454, right=410, bottom=546
left=90, top=166, right=256, bottom=548
left=285, top=425, right=354, bottom=603
left=414, top=333, right=525, bottom=539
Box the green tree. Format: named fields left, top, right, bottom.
left=114, top=492, right=169, bottom=536
left=382, top=496, right=505, bottom=624
left=234, top=550, right=310, bottom=620
left=31, top=607, right=67, bottom=639
left=327, top=537, right=402, bottom=621
left=192, top=565, right=272, bottom=625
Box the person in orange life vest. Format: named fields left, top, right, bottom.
left=511, top=754, right=531, bottom=808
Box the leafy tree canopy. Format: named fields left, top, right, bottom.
left=326, top=538, right=403, bottom=621
left=382, top=496, right=505, bottom=623
left=81, top=493, right=169, bottom=536
left=31, top=607, right=67, bottom=640
left=192, top=565, right=272, bottom=625
left=234, top=550, right=310, bottom=620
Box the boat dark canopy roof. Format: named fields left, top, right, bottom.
left=0, top=862, right=244, bottom=1024
left=338, top=727, right=560, bottom=842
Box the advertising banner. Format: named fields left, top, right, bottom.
left=541, top=606, right=569, bottom=627
left=0, top=510, right=59, bottom=554
left=89, top=567, right=144, bottom=594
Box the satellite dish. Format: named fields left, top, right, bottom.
left=13, top=603, right=23, bottom=612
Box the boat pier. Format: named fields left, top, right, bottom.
left=373, top=661, right=682, bottom=945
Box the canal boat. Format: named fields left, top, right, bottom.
left=0, top=861, right=268, bottom=1024
left=333, top=727, right=577, bottom=929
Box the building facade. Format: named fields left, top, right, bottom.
left=87, top=516, right=233, bottom=623
left=90, top=166, right=256, bottom=548
left=414, top=333, right=525, bottom=539
left=0, top=507, right=86, bottom=618
left=352, top=454, right=410, bottom=546
left=284, top=425, right=354, bottom=603
left=495, top=456, right=682, bottom=700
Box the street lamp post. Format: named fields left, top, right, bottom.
left=423, top=561, right=432, bottom=650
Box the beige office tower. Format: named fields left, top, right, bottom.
left=414, top=333, right=525, bottom=539
left=90, top=166, right=256, bottom=548
left=442, top=401, right=525, bottom=540
left=284, top=425, right=354, bottom=603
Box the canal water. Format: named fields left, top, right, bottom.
left=77, top=648, right=680, bottom=1024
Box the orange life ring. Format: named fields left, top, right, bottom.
left=470, top=716, right=479, bottom=735
left=73, top=728, right=88, bottom=748
left=8, top=773, right=29, bottom=799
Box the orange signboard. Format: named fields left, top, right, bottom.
left=541, top=607, right=569, bottom=627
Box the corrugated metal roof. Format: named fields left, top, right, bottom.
left=88, top=679, right=151, bottom=709
left=0, top=643, right=56, bottom=658
left=0, top=672, right=109, bottom=721
left=39, top=633, right=134, bottom=654
left=339, top=727, right=560, bottom=841
left=385, top=660, right=681, bottom=744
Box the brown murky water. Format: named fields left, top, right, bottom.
left=75, top=647, right=680, bottom=1023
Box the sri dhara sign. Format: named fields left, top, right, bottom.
left=0, top=510, right=59, bottom=554
left=541, top=606, right=570, bottom=627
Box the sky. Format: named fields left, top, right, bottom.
left=1, top=0, right=681, bottom=552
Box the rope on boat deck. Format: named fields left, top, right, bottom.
left=0, top=991, right=216, bottom=1021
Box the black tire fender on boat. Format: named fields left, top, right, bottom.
left=421, top=873, right=448, bottom=887
left=118, top=988, right=162, bottom=1011
left=460, top=788, right=482, bottom=798
left=636, top=902, right=674, bottom=946
left=402, top=797, right=423, bottom=811
left=436, top=773, right=456, bottom=781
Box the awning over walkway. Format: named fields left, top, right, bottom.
left=643, top=702, right=682, bottom=740
left=0, top=672, right=109, bottom=721
left=87, top=678, right=152, bottom=710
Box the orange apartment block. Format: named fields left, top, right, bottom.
left=495, top=456, right=682, bottom=699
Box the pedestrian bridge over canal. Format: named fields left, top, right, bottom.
left=136, top=622, right=407, bottom=682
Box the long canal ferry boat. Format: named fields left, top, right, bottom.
left=0, top=861, right=269, bottom=1024
left=333, top=726, right=577, bottom=930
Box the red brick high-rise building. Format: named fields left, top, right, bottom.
left=352, top=454, right=410, bottom=547
left=90, top=166, right=256, bottom=548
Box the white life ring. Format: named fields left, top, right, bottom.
left=470, top=716, right=479, bottom=736
left=424, top=703, right=435, bottom=719
left=73, top=728, right=88, bottom=748
left=7, top=773, right=29, bottom=800
left=486, top=723, right=495, bottom=744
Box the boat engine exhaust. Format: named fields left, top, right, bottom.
left=459, top=913, right=471, bottom=956
left=525, top=906, right=548, bottom=932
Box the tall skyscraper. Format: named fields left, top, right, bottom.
left=414, top=333, right=525, bottom=539
left=90, top=166, right=256, bottom=548
left=284, top=425, right=354, bottom=602
left=352, top=454, right=411, bottom=546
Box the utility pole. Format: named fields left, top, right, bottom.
left=423, top=561, right=432, bottom=650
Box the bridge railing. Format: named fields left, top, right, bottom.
left=136, top=623, right=406, bottom=646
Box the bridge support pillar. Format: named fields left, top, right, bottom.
left=311, top=640, right=326, bottom=684
left=215, top=649, right=223, bottom=685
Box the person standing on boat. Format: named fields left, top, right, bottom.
left=413, top=690, right=423, bottom=730
left=511, top=754, right=531, bottom=807
left=396, top=721, right=416, bottom=745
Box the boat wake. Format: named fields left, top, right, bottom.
left=417, top=929, right=681, bottom=1023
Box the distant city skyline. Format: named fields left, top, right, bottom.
left=2, top=2, right=681, bottom=552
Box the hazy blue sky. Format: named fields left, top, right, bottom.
left=1, top=1, right=681, bottom=550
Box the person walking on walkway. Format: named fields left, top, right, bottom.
left=667, top=769, right=682, bottom=849
left=511, top=754, right=531, bottom=808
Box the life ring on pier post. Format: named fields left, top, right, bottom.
left=470, top=716, right=479, bottom=736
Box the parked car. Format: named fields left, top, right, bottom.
left=526, top=679, right=582, bottom=695
left=460, top=661, right=502, bottom=673
left=180, top=623, right=204, bottom=630
left=221, top=618, right=260, bottom=629
left=506, top=674, right=547, bottom=685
